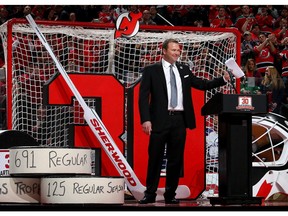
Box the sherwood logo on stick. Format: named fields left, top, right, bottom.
left=90, top=117, right=136, bottom=186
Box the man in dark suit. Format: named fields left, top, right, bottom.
left=138, top=38, right=230, bottom=204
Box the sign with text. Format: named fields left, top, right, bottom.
left=9, top=148, right=92, bottom=175
left=0, top=177, right=40, bottom=203
left=41, top=177, right=124, bottom=204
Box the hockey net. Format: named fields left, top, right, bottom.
left=0, top=19, right=241, bottom=197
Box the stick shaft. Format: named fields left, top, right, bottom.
left=156, top=13, right=174, bottom=26
left=26, top=14, right=145, bottom=199
left=208, top=53, right=224, bottom=66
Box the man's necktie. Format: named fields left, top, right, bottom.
left=170, top=64, right=177, bottom=108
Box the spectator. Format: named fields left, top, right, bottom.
left=22, top=5, right=33, bottom=18
left=149, top=6, right=166, bottom=25
left=253, top=33, right=278, bottom=76
left=112, top=5, right=128, bottom=22
left=54, top=5, right=69, bottom=21
left=274, top=18, right=288, bottom=44
left=31, top=5, right=46, bottom=20
left=227, top=5, right=242, bottom=23
left=255, top=6, right=275, bottom=34
left=165, top=5, right=193, bottom=26
left=84, top=5, right=102, bottom=22
left=241, top=31, right=257, bottom=66
left=208, top=5, right=219, bottom=24
left=0, top=7, right=9, bottom=25
left=8, top=6, right=23, bottom=19
left=260, top=65, right=285, bottom=114
left=235, top=5, right=257, bottom=33
left=69, top=12, right=77, bottom=22
left=138, top=5, right=150, bottom=13
left=244, top=58, right=262, bottom=81
left=128, top=5, right=140, bottom=14
left=43, top=7, right=56, bottom=21
left=279, top=37, right=288, bottom=80
left=186, top=5, right=209, bottom=27
left=98, top=5, right=114, bottom=23
left=274, top=7, right=288, bottom=28
left=250, top=24, right=261, bottom=43
left=140, top=10, right=156, bottom=25
left=241, top=58, right=262, bottom=94
left=210, top=6, right=233, bottom=28
left=170, top=5, right=191, bottom=18
left=266, top=5, right=279, bottom=20
left=164, top=6, right=183, bottom=26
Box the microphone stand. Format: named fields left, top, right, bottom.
left=227, top=69, right=237, bottom=94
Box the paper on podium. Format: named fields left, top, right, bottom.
left=225, top=58, right=245, bottom=78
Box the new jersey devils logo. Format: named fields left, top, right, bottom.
left=114, top=12, right=142, bottom=39
left=259, top=49, right=271, bottom=59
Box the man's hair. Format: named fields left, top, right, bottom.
left=252, top=23, right=260, bottom=29
left=162, top=38, right=179, bottom=50
left=241, top=5, right=249, bottom=9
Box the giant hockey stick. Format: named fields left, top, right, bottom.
left=26, top=14, right=190, bottom=201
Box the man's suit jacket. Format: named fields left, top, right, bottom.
left=139, top=62, right=226, bottom=132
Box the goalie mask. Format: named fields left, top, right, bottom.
left=252, top=112, right=288, bottom=200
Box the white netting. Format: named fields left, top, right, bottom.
left=0, top=20, right=239, bottom=197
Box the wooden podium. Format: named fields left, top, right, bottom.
left=201, top=93, right=268, bottom=205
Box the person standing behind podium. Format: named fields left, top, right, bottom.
left=138, top=38, right=230, bottom=204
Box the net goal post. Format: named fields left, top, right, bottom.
left=0, top=18, right=241, bottom=196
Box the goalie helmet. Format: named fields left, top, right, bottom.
left=252, top=112, right=288, bottom=166
left=252, top=112, right=288, bottom=200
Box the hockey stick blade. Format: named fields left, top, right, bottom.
left=26, top=14, right=191, bottom=201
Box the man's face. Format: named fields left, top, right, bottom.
left=24, top=6, right=31, bottom=14
left=281, top=9, right=288, bottom=18
left=218, top=8, right=226, bottom=17
left=252, top=26, right=260, bottom=34
left=244, top=34, right=251, bottom=40
left=150, top=7, right=157, bottom=15
left=259, top=34, right=266, bottom=42
left=163, top=42, right=181, bottom=64
left=242, top=6, right=250, bottom=15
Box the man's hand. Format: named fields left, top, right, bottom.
left=223, top=71, right=231, bottom=82
left=142, top=121, right=152, bottom=135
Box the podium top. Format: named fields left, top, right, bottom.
left=201, top=93, right=268, bottom=115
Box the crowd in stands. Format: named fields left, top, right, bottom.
left=0, top=5, right=288, bottom=129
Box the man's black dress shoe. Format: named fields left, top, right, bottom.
left=138, top=196, right=156, bottom=204
left=165, top=198, right=179, bottom=204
